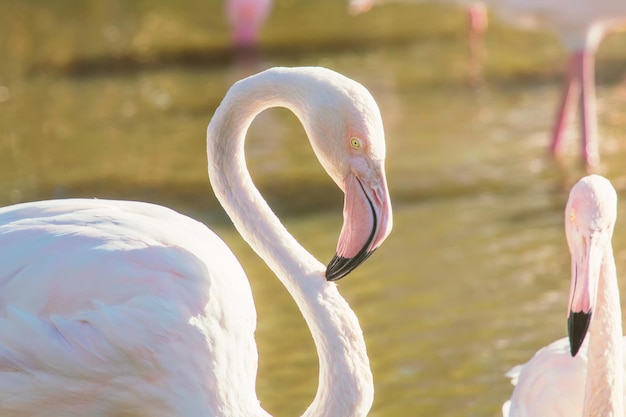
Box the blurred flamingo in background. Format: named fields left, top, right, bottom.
left=349, top=0, right=626, bottom=168
left=482, top=0, right=626, bottom=169
left=502, top=175, right=625, bottom=417
left=226, top=0, right=273, bottom=49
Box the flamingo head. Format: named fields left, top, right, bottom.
left=290, top=67, right=393, bottom=281
left=565, top=175, right=617, bottom=356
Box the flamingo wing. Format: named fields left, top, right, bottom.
left=503, top=337, right=587, bottom=417
left=0, top=297, right=183, bottom=414
left=504, top=335, right=626, bottom=417
left=0, top=199, right=258, bottom=416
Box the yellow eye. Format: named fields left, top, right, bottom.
left=350, top=137, right=362, bottom=150
left=570, top=210, right=575, bottom=223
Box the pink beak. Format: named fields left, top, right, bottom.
left=567, top=235, right=602, bottom=356
left=326, top=173, right=392, bottom=281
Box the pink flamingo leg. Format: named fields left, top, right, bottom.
left=578, top=49, right=599, bottom=168
left=467, top=3, right=488, bottom=84
left=226, top=0, right=272, bottom=49
left=549, top=53, right=582, bottom=159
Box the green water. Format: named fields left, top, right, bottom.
left=1, top=1, right=626, bottom=416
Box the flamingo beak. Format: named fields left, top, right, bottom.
left=568, top=310, right=592, bottom=357
left=325, top=172, right=392, bottom=281
left=567, top=235, right=602, bottom=356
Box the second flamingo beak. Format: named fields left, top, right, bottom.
left=567, top=235, right=603, bottom=356
left=325, top=173, right=392, bottom=281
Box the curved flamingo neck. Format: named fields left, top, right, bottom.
left=583, top=246, right=624, bottom=417
left=206, top=68, right=373, bottom=417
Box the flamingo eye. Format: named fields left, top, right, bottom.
left=570, top=210, right=576, bottom=223
left=350, top=137, right=362, bottom=150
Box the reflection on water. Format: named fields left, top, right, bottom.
left=1, top=1, right=626, bottom=416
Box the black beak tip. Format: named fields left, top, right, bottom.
left=325, top=250, right=375, bottom=282
left=568, top=310, right=592, bottom=357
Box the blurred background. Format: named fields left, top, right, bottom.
left=1, top=0, right=626, bottom=416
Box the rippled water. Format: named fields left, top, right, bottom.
left=1, top=1, right=626, bottom=416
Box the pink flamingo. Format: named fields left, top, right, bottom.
left=0, top=67, right=392, bottom=416
left=484, top=0, right=626, bottom=168
left=349, top=0, right=626, bottom=167
left=225, top=0, right=273, bottom=48
left=503, top=175, right=625, bottom=417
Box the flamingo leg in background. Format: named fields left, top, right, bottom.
left=550, top=53, right=583, bottom=161
left=226, top=0, right=273, bottom=49
left=578, top=48, right=599, bottom=169
left=550, top=50, right=600, bottom=169
left=467, top=3, right=488, bottom=84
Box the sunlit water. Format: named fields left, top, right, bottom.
left=1, top=1, right=626, bottom=416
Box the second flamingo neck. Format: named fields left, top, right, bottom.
left=583, top=248, right=624, bottom=417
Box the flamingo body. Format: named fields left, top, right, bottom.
left=503, top=336, right=626, bottom=417
left=503, top=175, right=624, bottom=417
left=486, top=0, right=624, bottom=49
left=0, top=199, right=260, bottom=416
left=351, top=0, right=626, bottom=166
left=483, top=0, right=626, bottom=167
left=0, top=67, right=393, bottom=416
